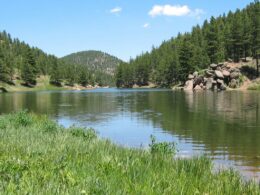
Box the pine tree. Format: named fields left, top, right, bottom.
left=21, top=48, right=37, bottom=86
left=178, top=36, right=194, bottom=82
left=251, top=0, right=260, bottom=76
left=231, top=10, right=243, bottom=62
left=0, top=47, right=11, bottom=82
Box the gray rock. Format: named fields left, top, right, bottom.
left=184, top=80, right=194, bottom=90
left=222, top=70, right=230, bottom=77
left=217, top=79, right=224, bottom=85
left=210, top=64, right=218, bottom=69
left=206, top=70, right=213, bottom=77
left=230, top=68, right=240, bottom=73
left=188, top=74, right=194, bottom=80
left=218, top=62, right=224, bottom=67
left=230, top=72, right=240, bottom=79
left=194, top=85, right=202, bottom=90
left=215, top=70, right=224, bottom=79
left=229, top=79, right=238, bottom=88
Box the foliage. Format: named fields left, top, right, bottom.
left=116, top=1, right=260, bottom=88
left=0, top=112, right=259, bottom=194
left=149, top=135, right=176, bottom=155
left=0, top=33, right=119, bottom=88
left=61, top=50, right=123, bottom=86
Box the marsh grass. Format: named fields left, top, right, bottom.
left=0, top=111, right=259, bottom=194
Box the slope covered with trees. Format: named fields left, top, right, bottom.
left=0, top=33, right=116, bottom=89
left=116, top=1, right=260, bottom=88
left=61, top=50, right=123, bottom=86
left=62, top=50, right=122, bottom=74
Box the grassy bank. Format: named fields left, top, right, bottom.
left=0, top=76, right=65, bottom=92
left=0, top=112, right=259, bottom=194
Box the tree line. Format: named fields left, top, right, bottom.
left=0, top=32, right=111, bottom=87
left=116, top=1, right=260, bottom=88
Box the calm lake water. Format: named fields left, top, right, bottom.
left=0, top=88, right=260, bottom=181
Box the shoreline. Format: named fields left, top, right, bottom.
left=0, top=111, right=259, bottom=194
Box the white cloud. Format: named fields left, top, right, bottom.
left=148, top=5, right=204, bottom=19
left=149, top=5, right=191, bottom=17
left=190, top=9, right=205, bottom=19
left=143, top=23, right=150, bottom=28
left=110, top=7, right=122, bottom=14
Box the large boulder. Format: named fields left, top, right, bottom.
left=229, top=79, right=238, bottom=88
left=230, top=72, right=240, bottom=79
left=215, top=70, right=224, bottom=79
left=222, top=70, right=230, bottom=77
left=184, top=80, right=194, bottom=90
left=188, top=74, right=194, bottom=80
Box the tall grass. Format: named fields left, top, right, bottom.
left=0, top=111, right=259, bottom=194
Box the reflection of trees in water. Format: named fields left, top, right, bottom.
left=0, top=92, right=118, bottom=123
left=122, top=91, right=260, bottom=169
left=0, top=90, right=259, bottom=170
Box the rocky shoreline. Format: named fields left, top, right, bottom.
left=184, top=62, right=243, bottom=91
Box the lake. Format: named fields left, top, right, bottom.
left=0, top=88, right=259, bottom=181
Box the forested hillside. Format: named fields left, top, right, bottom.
left=62, top=50, right=122, bottom=75
left=61, top=50, right=122, bottom=86
left=116, top=1, right=260, bottom=88
left=0, top=33, right=115, bottom=89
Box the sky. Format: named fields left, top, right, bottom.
left=0, top=0, right=254, bottom=61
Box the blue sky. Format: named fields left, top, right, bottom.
left=0, top=0, right=253, bottom=61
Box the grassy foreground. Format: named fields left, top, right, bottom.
left=0, top=112, right=259, bottom=194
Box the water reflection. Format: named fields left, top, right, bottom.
left=0, top=89, right=259, bottom=180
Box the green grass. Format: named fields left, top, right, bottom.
left=248, top=82, right=260, bottom=90
left=0, top=76, right=66, bottom=92
left=0, top=111, right=259, bottom=194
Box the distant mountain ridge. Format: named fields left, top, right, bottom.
left=61, top=50, right=123, bottom=75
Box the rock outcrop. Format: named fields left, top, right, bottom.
left=184, top=63, right=242, bottom=91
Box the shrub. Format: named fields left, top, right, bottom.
left=70, top=126, right=97, bottom=141
left=149, top=135, right=177, bottom=155
left=12, top=110, right=33, bottom=127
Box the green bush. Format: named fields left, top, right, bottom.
left=149, top=135, right=177, bottom=155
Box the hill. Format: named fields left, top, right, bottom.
left=61, top=50, right=123, bottom=75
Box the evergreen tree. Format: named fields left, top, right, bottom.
left=251, top=0, right=260, bottom=76
left=21, top=48, right=37, bottom=86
